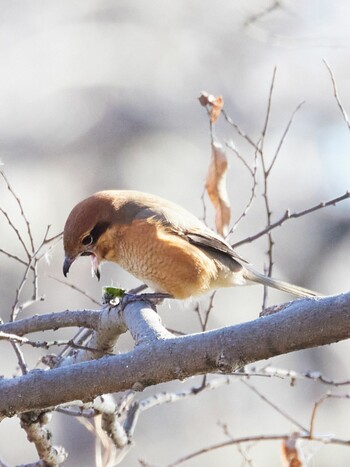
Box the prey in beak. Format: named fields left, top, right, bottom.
left=63, top=253, right=101, bottom=281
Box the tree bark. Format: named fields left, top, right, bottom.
left=0, top=292, right=349, bottom=418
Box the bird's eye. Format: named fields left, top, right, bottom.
left=82, top=234, right=93, bottom=246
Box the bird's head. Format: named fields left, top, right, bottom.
left=63, top=192, right=117, bottom=280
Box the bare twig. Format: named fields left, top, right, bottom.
left=35, top=232, right=63, bottom=262
left=11, top=342, right=28, bottom=375
left=310, top=392, right=350, bottom=437
left=43, top=231, right=63, bottom=244
left=48, top=275, right=100, bottom=306
left=226, top=141, right=255, bottom=176
left=0, top=330, right=112, bottom=355
left=241, top=379, right=308, bottom=433
left=0, top=248, right=32, bottom=267
left=11, top=226, right=61, bottom=321
left=167, top=433, right=350, bottom=467
left=221, top=108, right=261, bottom=153
left=259, top=68, right=277, bottom=306
left=125, top=377, right=231, bottom=441
left=194, top=291, right=217, bottom=332
left=261, top=67, right=276, bottom=144
left=0, top=207, right=30, bottom=259
left=199, top=185, right=208, bottom=225
left=323, top=59, right=350, bottom=132
left=247, top=365, right=350, bottom=387
left=0, top=170, right=35, bottom=253
left=244, top=1, right=282, bottom=27
left=232, top=191, right=350, bottom=248
left=226, top=142, right=259, bottom=235
left=267, top=100, right=305, bottom=176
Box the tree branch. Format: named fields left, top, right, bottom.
left=0, top=292, right=349, bottom=418
left=232, top=191, right=350, bottom=248
left=0, top=309, right=101, bottom=336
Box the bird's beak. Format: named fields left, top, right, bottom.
left=63, top=253, right=101, bottom=281
left=63, top=255, right=75, bottom=277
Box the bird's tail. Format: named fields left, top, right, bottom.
left=243, top=268, right=319, bottom=298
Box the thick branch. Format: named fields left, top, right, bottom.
left=0, top=292, right=349, bottom=418
left=58, top=304, right=127, bottom=366
left=0, top=310, right=101, bottom=336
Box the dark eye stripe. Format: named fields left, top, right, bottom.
left=90, top=221, right=110, bottom=243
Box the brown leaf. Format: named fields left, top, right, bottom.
left=205, top=141, right=231, bottom=236
left=198, top=91, right=213, bottom=107
left=198, top=91, right=224, bottom=123
left=281, top=436, right=303, bottom=467
left=209, top=95, right=224, bottom=123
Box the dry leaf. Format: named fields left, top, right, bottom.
left=209, top=95, right=224, bottom=123
left=198, top=91, right=213, bottom=107
left=205, top=141, right=231, bottom=236
left=198, top=91, right=224, bottom=123
left=281, top=436, right=303, bottom=467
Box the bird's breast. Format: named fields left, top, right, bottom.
left=100, top=219, right=221, bottom=299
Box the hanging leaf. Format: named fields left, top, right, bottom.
left=281, top=436, right=303, bottom=467
left=205, top=141, right=231, bottom=236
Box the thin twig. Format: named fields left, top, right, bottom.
left=323, top=59, right=350, bottom=132
left=241, top=379, right=308, bottom=433
left=48, top=275, right=100, bottom=306
left=0, top=207, right=30, bottom=259
left=11, top=226, right=59, bottom=321
left=248, top=365, right=350, bottom=387
left=0, top=248, right=32, bottom=267
left=0, top=170, right=35, bottom=253
left=43, top=231, right=63, bottom=244
left=11, top=341, right=28, bottom=375
left=199, top=185, right=208, bottom=226
left=259, top=68, right=277, bottom=307
left=310, top=392, right=350, bottom=437
left=0, top=330, right=110, bottom=353
left=226, top=143, right=259, bottom=235
left=226, top=141, right=255, bottom=176
left=35, top=232, right=63, bottom=262
left=232, top=191, right=350, bottom=248
left=194, top=291, right=217, bottom=332
left=261, top=67, right=276, bottom=144
left=11, top=258, right=37, bottom=321
left=126, top=377, right=231, bottom=440
left=244, top=1, right=282, bottom=27
left=221, top=109, right=261, bottom=153
left=167, top=433, right=350, bottom=467
left=267, top=100, right=305, bottom=176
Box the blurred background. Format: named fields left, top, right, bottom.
left=1, top=0, right=350, bottom=465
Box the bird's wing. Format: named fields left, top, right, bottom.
left=184, top=230, right=247, bottom=272
left=123, top=193, right=247, bottom=272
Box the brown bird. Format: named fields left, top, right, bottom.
left=63, top=190, right=317, bottom=299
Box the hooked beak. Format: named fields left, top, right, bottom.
left=63, top=255, right=75, bottom=277
left=63, top=253, right=101, bottom=280
left=63, top=253, right=101, bottom=281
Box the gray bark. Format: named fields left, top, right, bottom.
left=0, top=292, right=349, bottom=419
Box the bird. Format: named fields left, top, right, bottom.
left=63, top=190, right=317, bottom=299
